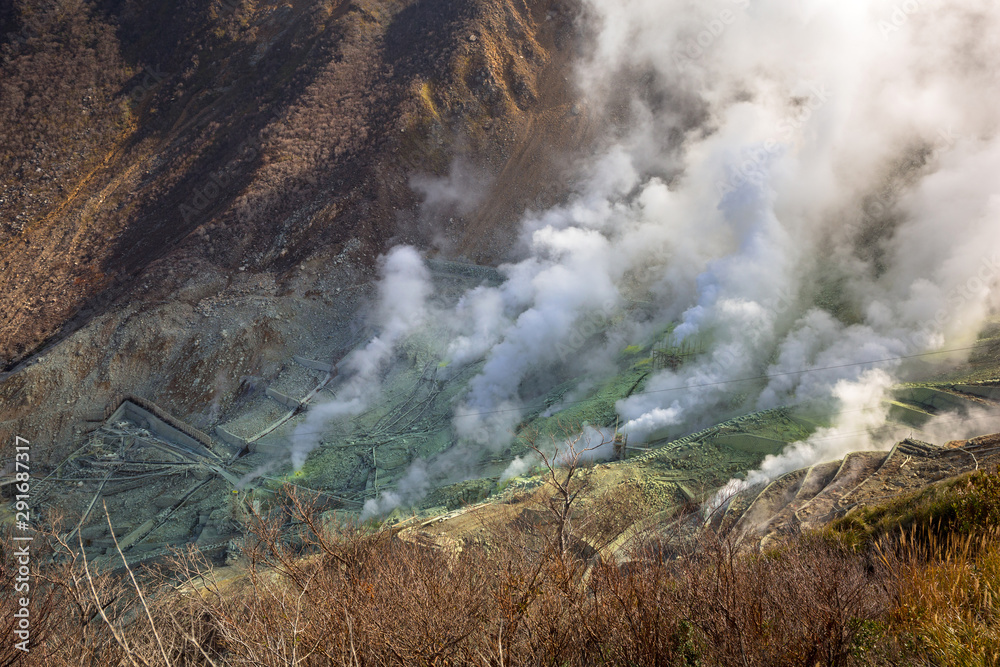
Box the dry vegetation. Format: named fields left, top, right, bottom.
left=0, top=0, right=130, bottom=237
left=0, top=0, right=572, bottom=372
left=4, top=464, right=1000, bottom=666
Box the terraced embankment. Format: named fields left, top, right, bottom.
left=393, top=377, right=1000, bottom=567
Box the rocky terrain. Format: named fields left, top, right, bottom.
left=2, top=0, right=1000, bottom=575
left=7, top=3, right=1000, bottom=664
left=0, top=0, right=595, bottom=461
left=397, top=373, right=1000, bottom=564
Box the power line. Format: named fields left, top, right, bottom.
left=739, top=412, right=998, bottom=449
left=471, top=344, right=981, bottom=418
left=278, top=344, right=983, bottom=438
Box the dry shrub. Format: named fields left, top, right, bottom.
left=584, top=481, right=651, bottom=549
left=9, top=485, right=980, bottom=666
left=589, top=532, right=893, bottom=667
left=687, top=534, right=891, bottom=666
left=0, top=517, right=181, bottom=666
left=158, top=490, right=499, bottom=665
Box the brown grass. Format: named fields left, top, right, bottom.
left=876, top=526, right=1000, bottom=666
left=9, top=468, right=1000, bottom=666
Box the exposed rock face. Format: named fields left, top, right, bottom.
left=0, top=0, right=594, bottom=461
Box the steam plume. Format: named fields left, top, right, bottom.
left=313, top=0, right=1000, bottom=511
left=289, top=246, right=432, bottom=470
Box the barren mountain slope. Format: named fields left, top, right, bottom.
left=0, top=0, right=596, bottom=461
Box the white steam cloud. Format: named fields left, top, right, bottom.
left=460, top=0, right=997, bottom=475
left=306, top=0, right=1000, bottom=513
left=710, top=368, right=898, bottom=512
left=288, top=246, right=432, bottom=470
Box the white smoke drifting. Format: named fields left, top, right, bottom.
left=710, top=368, right=898, bottom=512
left=319, top=0, right=1000, bottom=512
left=442, top=0, right=1000, bottom=467
left=498, top=425, right=618, bottom=483
left=288, top=246, right=432, bottom=470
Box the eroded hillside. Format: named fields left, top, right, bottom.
left=0, top=0, right=596, bottom=461
left=3, top=0, right=1000, bottom=585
